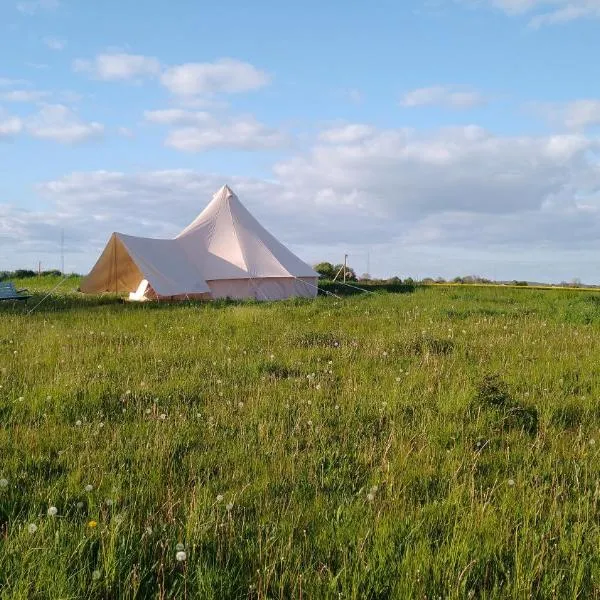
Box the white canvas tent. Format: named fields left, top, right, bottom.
left=80, top=185, right=319, bottom=301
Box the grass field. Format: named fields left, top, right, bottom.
left=2, top=276, right=600, bottom=598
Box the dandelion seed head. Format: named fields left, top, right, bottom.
left=0, top=478, right=8, bottom=489
left=367, top=493, right=375, bottom=502
left=75, top=420, right=82, bottom=427
left=76, top=501, right=84, bottom=509
left=176, top=542, right=185, bottom=551
left=176, top=550, right=187, bottom=562
left=28, top=523, right=37, bottom=534
left=92, top=570, right=101, bottom=580
left=226, top=502, right=234, bottom=512
left=508, top=479, right=515, bottom=487
left=216, top=494, right=224, bottom=502
left=85, top=484, right=93, bottom=492
left=47, top=506, right=58, bottom=516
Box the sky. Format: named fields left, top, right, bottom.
left=1, top=0, right=600, bottom=282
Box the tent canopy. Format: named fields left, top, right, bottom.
left=80, top=185, right=319, bottom=301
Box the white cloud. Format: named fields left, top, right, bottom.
left=4, top=121, right=600, bottom=279
left=401, top=85, right=487, bottom=108
left=470, top=0, right=600, bottom=25
left=16, top=0, right=59, bottom=15
left=319, top=124, right=376, bottom=144
left=117, top=127, right=134, bottom=138
left=43, top=36, right=66, bottom=50
left=0, top=89, right=49, bottom=103
left=73, top=53, right=161, bottom=81
left=145, top=109, right=287, bottom=152
left=161, top=59, right=269, bottom=97
left=144, top=109, right=211, bottom=126
left=0, top=116, right=23, bottom=139
left=529, top=99, right=600, bottom=130
left=272, top=124, right=598, bottom=224
left=0, top=77, right=29, bottom=87
left=27, top=104, right=104, bottom=143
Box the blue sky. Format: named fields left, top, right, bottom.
left=1, top=0, right=600, bottom=281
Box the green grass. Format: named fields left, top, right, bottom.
left=2, top=276, right=600, bottom=598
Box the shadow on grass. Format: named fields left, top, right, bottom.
left=0, top=292, right=319, bottom=314
left=0, top=282, right=417, bottom=314
left=318, top=282, right=417, bottom=296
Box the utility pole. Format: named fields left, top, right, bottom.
left=343, top=254, right=348, bottom=283
left=60, top=229, right=65, bottom=275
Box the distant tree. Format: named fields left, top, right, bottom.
left=13, top=269, right=36, bottom=279
left=452, top=276, right=464, bottom=284
left=404, top=277, right=415, bottom=286
left=359, top=273, right=372, bottom=281
left=388, top=276, right=402, bottom=284
left=332, top=264, right=357, bottom=282
left=435, top=277, right=446, bottom=283
left=313, top=262, right=336, bottom=279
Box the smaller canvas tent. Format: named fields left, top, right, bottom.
left=80, top=185, right=319, bottom=301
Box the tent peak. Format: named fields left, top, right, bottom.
left=217, top=184, right=236, bottom=198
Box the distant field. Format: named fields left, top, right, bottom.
left=2, top=276, right=600, bottom=598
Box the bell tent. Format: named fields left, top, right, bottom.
left=80, top=185, right=319, bottom=301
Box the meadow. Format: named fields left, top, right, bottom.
left=2, top=276, right=600, bottom=598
